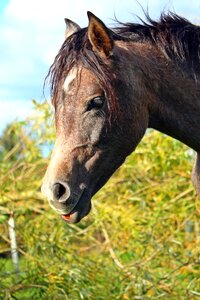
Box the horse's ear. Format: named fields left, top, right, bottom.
left=87, top=11, right=113, bottom=58
left=64, top=18, right=80, bottom=39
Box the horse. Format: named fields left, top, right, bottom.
left=41, top=11, right=200, bottom=223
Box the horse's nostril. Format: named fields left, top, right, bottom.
left=53, top=182, right=70, bottom=202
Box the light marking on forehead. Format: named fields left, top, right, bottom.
left=63, top=68, right=77, bottom=93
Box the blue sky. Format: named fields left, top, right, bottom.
left=0, top=0, right=199, bottom=132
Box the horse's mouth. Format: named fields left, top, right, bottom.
left=60, top=190, right=91, bottom=224
left=61, top=175, right=109, bottom=223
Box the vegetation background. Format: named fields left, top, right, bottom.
left=0, top=102, right=199, bottom=299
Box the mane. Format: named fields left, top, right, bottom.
left=46, top=12, right=200, bottom=113
left=115, top=12, right=200, bottom=72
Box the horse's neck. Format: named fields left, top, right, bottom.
left=123, top=42, right=200, bottom=152
left=148, top=64, right=200, bottom=152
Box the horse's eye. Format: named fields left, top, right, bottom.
left=87, top=96, right=105, bottom=111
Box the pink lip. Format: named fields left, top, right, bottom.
left=61, top=213, right=72, bottom=221
left=60, top=211, right=80, bottom=223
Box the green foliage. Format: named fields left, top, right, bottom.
left=0, top=123, right=21, bottom=161
left=0, top=101, right=199, bottom=299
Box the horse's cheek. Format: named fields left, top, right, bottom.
left=80, top=115, right=105, bottom=145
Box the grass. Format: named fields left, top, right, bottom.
left=0, top=104, right=199, bottom=299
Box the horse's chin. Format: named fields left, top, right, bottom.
left=60, top=195, right=92, bottom=224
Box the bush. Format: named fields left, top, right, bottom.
left=0, top=102, right=199, bottom=299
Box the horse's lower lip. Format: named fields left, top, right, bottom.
left=60, top=190, right=91, bottom=223
left=61, top=211, right=79, bottom=223
left=61, top=214, right=71, bottom=221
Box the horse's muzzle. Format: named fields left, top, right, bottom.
left=41, top=181, right=91, bottom=223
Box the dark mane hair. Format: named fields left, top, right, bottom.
left=115, top=12, right=200, bottom=72
left=46, top=12, right=200, bottom=114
